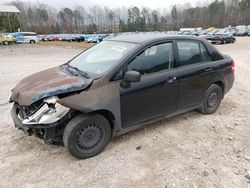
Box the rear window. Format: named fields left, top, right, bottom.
left=177, top=41, right=212, bottom=66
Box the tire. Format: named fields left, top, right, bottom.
left=198, top=84, right=223, bottom=114
left=3, top=41, right=8, bottom=45
left=63, top=113, right=111, bottom=159
left=30, top=40, right=35, bottom=44
left=221, top=39, right=225, bottom=44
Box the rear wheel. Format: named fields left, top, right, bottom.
left=30, top=40, right=35, bottom=44
left=63, top=114, right=111, bottom=159
left=198, top=84, right=223, bottom=114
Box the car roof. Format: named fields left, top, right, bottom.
left=107, top=33, right=203, bottom=44
left=20, top=32, right=37, bottom=34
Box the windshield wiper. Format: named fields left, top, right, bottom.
left=65, top=64, right=78, bottom=76
left=65, top=64, right=90, bottom=79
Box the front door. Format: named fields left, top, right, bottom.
left=119, top=42, right=179, bottom=128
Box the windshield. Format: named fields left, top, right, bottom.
left=68, top=41, right=138, bottom=76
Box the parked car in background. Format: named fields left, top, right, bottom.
left=181, top=31, right=192, bottom=35
left=196, top=30, right=208, bottom=36
left=228, top=28, right=237, bottom=36
left=65, top=35, right=77, bottom=42
left=0, top=33, right=16, bottom=45
left=166, top=31, right=178, bottom=35
left=191, top=31, right=199, bottom=36
left=10, top=34, right=234, bottom=159
left=13, top=32, right=39, bottom=44
left=208, top=30, right=236, bottom=44
left=178, top=29, right=199, bottom=36
left=86, top=34, right=104, bottom=43
left=236, top=26, right=249, bottom=36
left=103, top=33, right=119, bottom=41
left=38, top=35, right=52, bottom=41
left=38, top=35, right=45, bottom=41
left=75, top=35, right=85, bottom=42
left=198, top=30, right=218, bottom=40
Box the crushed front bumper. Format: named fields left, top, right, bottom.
left=11, top=103, right=71, bottom=142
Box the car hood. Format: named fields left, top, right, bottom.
left=10, top=66, right=93, bottom=106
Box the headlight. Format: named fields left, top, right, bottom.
left=22, top=97, right=69, bottom=125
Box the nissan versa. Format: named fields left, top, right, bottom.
left=10, top=34, right=234, bottom=159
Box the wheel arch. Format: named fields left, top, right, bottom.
left=89, top=109, right=116, bottom=136
left=213, top=80, right=225, bottom=97
left=30, top=39, right=35, bottom=43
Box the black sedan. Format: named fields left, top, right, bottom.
left=10, top=34, right=235, bottom=159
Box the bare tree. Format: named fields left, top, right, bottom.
left=5, top=0, right=250, bottom=34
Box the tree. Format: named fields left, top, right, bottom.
left=0, top=15, right=20, bottom=32
left=5, top=0, right=250, bottom=34
left=63, top=8, right=74, bottom=33
left=141, top=8, right=150, bottom=31
left=151, top=10, right=159, bottom=31
left=208, top=0, right=225, bottom=27
left=171, top=5, right=178, bottom=30
left=73, top=9, right=82, bottom=33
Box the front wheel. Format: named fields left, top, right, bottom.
left=198, top=84, right=223, bottom=114
left=63, top=114, right=111, bottom=159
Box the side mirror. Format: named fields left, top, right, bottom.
left=124, top=70, right=141, bottom=83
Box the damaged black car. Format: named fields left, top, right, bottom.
left=10, top=34, right=234, bottom=159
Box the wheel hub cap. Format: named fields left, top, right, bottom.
left=208, top=92, right=218, bottom=107
left=76, top=125, right=102, bottom=149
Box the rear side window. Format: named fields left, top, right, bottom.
left=177, top=41, right=211, bottom=66
left=23, top=33, right=37, bottom=36
left=127, top=42, right=173, bottom=76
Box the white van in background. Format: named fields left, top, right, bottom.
left=13, top=32, right=39, bottom=44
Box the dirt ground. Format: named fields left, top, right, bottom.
left=38, top=41, right=93, bottom=49
left=0, top=38, right=250, bottom=188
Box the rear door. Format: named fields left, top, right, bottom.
left=176, top=40, right=215, bottom=110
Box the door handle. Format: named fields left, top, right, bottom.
left=166, top=76, right=177, bottom=84
left=204, top=67, right=213, bottom=72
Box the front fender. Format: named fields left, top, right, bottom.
left=57, top=83, right=122, bottom=132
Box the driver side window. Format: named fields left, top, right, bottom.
left=111, top=42, right=173, bottom=81
left=128, top=42, right=173, bottom=76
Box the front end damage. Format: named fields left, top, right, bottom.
left=9, top=66, right=93, bottom=142
left=11, top=97, right=73, bottom=142
left=10, top=66, right=122, bottom=143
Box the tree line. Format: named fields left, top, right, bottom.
left=1, top=0, right=250, bottom=34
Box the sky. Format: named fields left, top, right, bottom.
left=0, top=0, right=210, bottom=9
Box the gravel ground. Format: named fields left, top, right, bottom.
left=0, top=39, right=250, bottom=188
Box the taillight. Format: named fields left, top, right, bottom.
left=230, top=60, right=235, bottom=71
